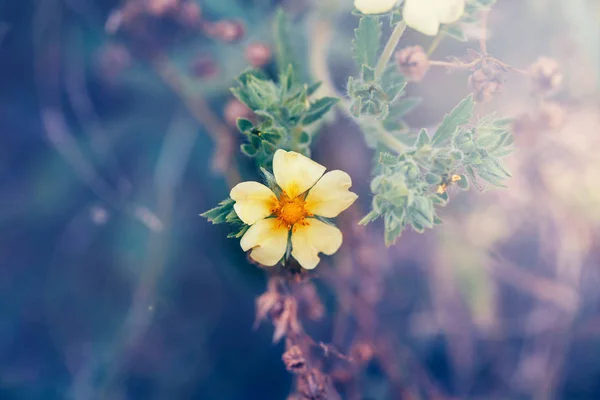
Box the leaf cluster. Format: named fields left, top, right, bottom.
left=360, top=95, right=514, bottom=246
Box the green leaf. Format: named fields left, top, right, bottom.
left=236, top=118, right=254, bottom=133
left=431, top=94, right=475, bottom=147
left=201, top=198, right=235, bottom=224
left=442, top=24, right=468, bottom=42
left=241, top=143, right=258, bottom=157
left=457, top=175, right=469, bottom=190
left=301, top=97, right=339, bottom=125
left=227, top=224, right=250, bottom=239
left=362, top=64, right=375, bottom=82
left=273, top=9, right=298, bottom=78
left=388, top=97, right=421, bottom=119
left=415, top=128, right=430, bottom=147
left=384, top=213, right=403, bottom=246
left=306, top=82, right=322, bottom=96
left=353, top=16, right=382, bottom=69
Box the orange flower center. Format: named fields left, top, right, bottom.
left=276, top=194, right=310, bottom=227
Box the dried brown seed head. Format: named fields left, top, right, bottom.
left=468, top=59, right=505, bottom=103
left=394, top=45, right=429, bottom=82
left=282, top=345, right=308, bottom=374
left=272, top=297, right=302, bottom=343
left=297, top=368, right=328, bottom=400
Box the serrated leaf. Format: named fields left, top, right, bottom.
left=353, top=16, right=382, bottom=69
left=201, top=198, right=235, bottom=224
left=362, top=64, right=375, bottom=82
left=301, top=97, right=339, bottom=125
left=432, top=94, right=475, bottom=147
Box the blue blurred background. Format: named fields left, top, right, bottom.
left=2, top=0, right=600, bottom=399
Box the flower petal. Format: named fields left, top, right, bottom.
left=230, top=181, right=278, bottom=225
left=291, top=219, right=342, bottom=270
left=240, top=218, right=289, bottom=267
left=403, top=0, right=441, bottom=36
left=354, top=0, right=398, bottom=15
left=273, top=150, right=326, bottom=199
left=305, top=170, right=358, bottom=218
left=437, top=0, right=465, bottom=24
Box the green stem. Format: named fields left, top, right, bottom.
left=427, top=33, right=444, bottom=56
left=309, top=16, right=407, bottom=155
left=374, top=21, right=407, bottom=79
left=375, top=125, right=406, bottom=154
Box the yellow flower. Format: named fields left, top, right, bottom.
left=230, top=150, right=358, bottom=270
left=403, top=0, right=465, bottom=36
left=354, top=0, right=398, bottom=15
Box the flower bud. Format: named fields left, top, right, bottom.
left=354, top=0, right=397, bottom=14
left=394, top=45, right=429, bottom=82
left=190, top=56, right=218, bottom=79
left=528, top=57, right=563, bottom=96
left=145, top=0, right=179, bottom=16
left=245, top=42, right=272, bottom=68
left=205, top=20, right=245, bottom=43
left=177, top=1, right=202, bottom=26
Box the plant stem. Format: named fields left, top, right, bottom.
left=374, top=21, right=407, bottom=79
left=427, top=33, right=444, bottom=56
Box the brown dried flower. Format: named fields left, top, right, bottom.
left=297, top=368, right=328, bottom=400
left=273, top=297, right=302, bottom=343
left=394, top=45, right=429, bottom=82
left=468, top=58, right=506, bottom=103
left=254, top=282, right=284, bottom=329
left=245, top=42, right=272, bottom=69
left=282, top=345, right=308, bottom=374
left=528, top=57, right=563, bottom=96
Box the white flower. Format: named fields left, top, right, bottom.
left=230, top=150, right=358, bottom=270
left=403, top=0, right=465, bottom=36
left=354, top=0, right=398, bottom=15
